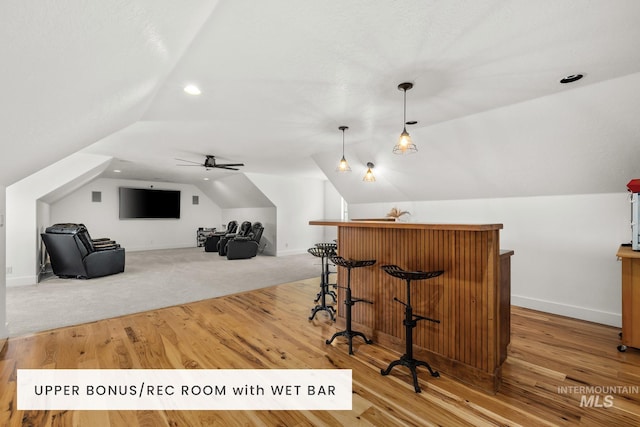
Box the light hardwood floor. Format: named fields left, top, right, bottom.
left=1, top=278, right=639, bottom=426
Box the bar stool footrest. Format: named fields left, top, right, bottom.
left=414, top=314, right=440, bottom=324
left=315, top=290, right=337, bottom=303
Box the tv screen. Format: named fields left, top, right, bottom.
left=119, top=187, right=181, bottom=219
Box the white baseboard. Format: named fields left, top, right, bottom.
left=6, top=275, right=37, bottom=287
left=512, top=295, right=621, bottom=327
left=276, top=248, right=309, bottom=256
left=125, top=243, right=196, bottom=252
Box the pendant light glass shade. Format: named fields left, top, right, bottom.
left=336, top=126, right=352, bottom=172
left=393, top=82, right=418, bottom=154
left=363, top=162, right=376, bottom=182
left=394, top=128, right=415, bottom=154
left=337, top=156, right=350, bottom=172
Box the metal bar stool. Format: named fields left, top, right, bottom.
left=307, top=242, right=337, bottom=321
left=326, top=256, right=376, bottom=354
left=314, top=242, right=337, bottom=304
left=380, top=264, right=444, bottom=393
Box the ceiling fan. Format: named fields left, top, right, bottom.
left=176, top=155, right=245, bottom=171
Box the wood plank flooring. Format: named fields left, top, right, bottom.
left=1, top=278, right=640, bottom=426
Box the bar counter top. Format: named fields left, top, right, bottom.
left=618, top=245, right=640, bottom=259
left=309, top=219, right=503, bottom=231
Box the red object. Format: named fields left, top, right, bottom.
left=628, top=179, right=640, bottom=193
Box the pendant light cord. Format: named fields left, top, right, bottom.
left=403, top=88, right=407, bottom=131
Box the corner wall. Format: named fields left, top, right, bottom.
left=6, top=153, right=112, bottom=286
left=245, top=173, right=326, bottom=255
left=322, top=180, right=341, bottom=243
left=349, top=193, right=629, bottom=326
left=221, top=207, right=277, bottom=256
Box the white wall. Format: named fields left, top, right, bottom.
left=349, top=193, right=630, bottom=326
left=36, top=200, right=51, bottom=280
left=50, top=178, right=223, bottom=252
left=322, top=180, right=342, bottom=242
left=0, top=187, right=8, bottom=338
left=245, top=173, right=326, bottom=255
left=221, top=207, right=277, bottom=256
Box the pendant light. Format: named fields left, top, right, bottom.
left=336, top=126, right=351, bottom=172
left=393, top=82, right=418, bottom=154
left=363, top=162, right=376, bottom=182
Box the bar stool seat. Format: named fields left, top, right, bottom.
left=380, top=264, right=444, bottom=393
left=326, top=256, right=376, bottom=354
left=381, top=265, right=444, bottom=282
left=307, top=242, right=338, bottom=321
left=315, top=242, right=337, bottom=252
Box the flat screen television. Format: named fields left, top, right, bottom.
left=119, top=187, right=181, bottom=219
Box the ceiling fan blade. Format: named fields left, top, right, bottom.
left=176, top=164, right=204, bottom=167
left=175, top=158, right=203, bottom=165
left=218, top=163, right=244, bottom=167
left=217, top=166, right=240, bottom=171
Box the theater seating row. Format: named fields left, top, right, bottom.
left=204, top=220, right=264, bottom=260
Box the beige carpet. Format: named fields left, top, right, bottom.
left=6, top=248, right=320, bottom=337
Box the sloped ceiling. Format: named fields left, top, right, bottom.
left=197, top=174, right=274, bottom=209
left=2, top=1, right=639, bottom=203
left=315, top=73, right=640, bottom=203
left=0, top=0, right=221, bottom=186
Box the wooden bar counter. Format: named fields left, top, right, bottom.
left=309, top=220, right=513, bottom=393
left=617, top=245, right=640, bottom=351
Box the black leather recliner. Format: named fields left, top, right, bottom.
left=204, top=220, right=238, bottom=252
left=226, top=222, right=264, bottom=260
left=218, top=221, right=252, bottom=256
left=41, top=223, right=125, bottom=279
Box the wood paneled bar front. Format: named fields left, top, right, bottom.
left=309, top=220, right=513, bottom=393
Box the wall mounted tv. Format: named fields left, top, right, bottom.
left=119, top=187, right=181, bottom=219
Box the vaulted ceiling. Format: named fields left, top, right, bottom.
left=2, top=1, right=639, bottom=203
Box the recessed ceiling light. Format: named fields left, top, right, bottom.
left=184, top=84, right=202, bottom=95
left=560, top=74, right=584, bottom=84
left=203, top=177, right=209, bottom=181
left=113, top=169, right=121, bottom=173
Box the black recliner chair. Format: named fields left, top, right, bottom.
left=226, top=222, right=264, bottom=260
left=218, top=221, right=252, bottom=256
left=41, top=223, right=125, bottom=279
left=204, top=220, right=238, bottom=252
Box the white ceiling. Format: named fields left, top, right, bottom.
left=2, top=0, right=640, bottom=202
